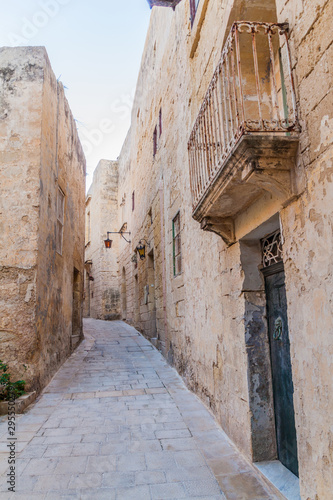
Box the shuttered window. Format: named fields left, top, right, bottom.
left=172, top=212, right=182, bottom=276
left=159, top=108, right=162, bottom=137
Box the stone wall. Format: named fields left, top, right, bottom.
left=0, top=47, right=85, bottom=394
left=117, top=0, right=257, bottom=460
left=275, top=1, right=333, bottom=497
left=109, top=0, right=332, bottom=497
left=84, top=160, right=120, bottom=320
left=0, top=47, right=42, bottom=390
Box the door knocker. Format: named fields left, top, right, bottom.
left=273, top=317, right=283, bottom=341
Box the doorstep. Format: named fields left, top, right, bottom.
left=254, top=460, right=301, bottom=500
left=0, top=392, right=37, bottom=416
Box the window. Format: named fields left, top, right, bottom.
left=56, top=187, right=65, bottom=255
left=159, top=108, right=162, bottom=137
left=172, top=212, right=182, bottom=276
left=190, top=0, right=200, bottom=26
left=132, top=191, right=135, bottom=211
left=86, top=211, right=91, bottom=244
left=153, top=109, right=162, bottom=158
left=153, top=125, right=158, bottom=157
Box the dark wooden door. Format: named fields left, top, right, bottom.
left=264, top=264, right=299, bottom=477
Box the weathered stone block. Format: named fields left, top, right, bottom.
left=0, top=47, right=85, bottom=393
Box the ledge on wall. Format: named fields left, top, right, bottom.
left=254, top=461, right=301, bottom=500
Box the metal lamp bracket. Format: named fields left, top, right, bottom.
left=106, top=231, right=131, bottom=243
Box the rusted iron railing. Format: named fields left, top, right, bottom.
left=188, top=21, right=299, bottom=211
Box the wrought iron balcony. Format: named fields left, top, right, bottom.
left=188, top=22, right=300, bottom=245
left=146, top=0, right=183, bottom=9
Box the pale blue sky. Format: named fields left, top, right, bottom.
left=0, top=0, right=152, bottom=187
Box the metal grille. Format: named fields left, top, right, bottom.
left=188, top=21, right=299, bottom=212
left=262, top=230, right=283, bottom=268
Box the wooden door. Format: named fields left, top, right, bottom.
left=264, top=263, right=299, bottom=476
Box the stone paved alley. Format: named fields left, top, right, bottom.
left=0, top=320, right=280, bottom=499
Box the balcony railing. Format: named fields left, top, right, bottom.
left=188, top=21, right=299, bottom=213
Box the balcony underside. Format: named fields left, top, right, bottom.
left=193, top=133, right=299, bottom=245
left=146, top=0, right=182, bottom=9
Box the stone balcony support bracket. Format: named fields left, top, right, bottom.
left=193, top=134, right=299, bottom=246
left=201, top=216, right=236, bottom=246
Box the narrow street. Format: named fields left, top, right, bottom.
left=0, top=320, right=278, bottom=500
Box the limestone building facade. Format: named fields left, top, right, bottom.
left=0, top=47, right=86, bottom=395
left=85, top=0, right=332, bottom=497
left=84, top=159, right=120, bottom=320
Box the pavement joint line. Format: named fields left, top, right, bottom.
left=63, top=387, right=169, bottom=400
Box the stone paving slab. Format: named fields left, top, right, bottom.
left=0, top=319, right=280, bottom=499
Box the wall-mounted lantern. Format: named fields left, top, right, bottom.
left=146, top=0, right=183, bottom=10
left=136, top=239, right=150, bottom=260
left=104, top=231, right=131, bottom=249
left=104, top=236, right=112, bottom=249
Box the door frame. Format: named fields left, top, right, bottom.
left=262, top=260, right=299, bottom=476
left=239, top=214, right=298, bottom=464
